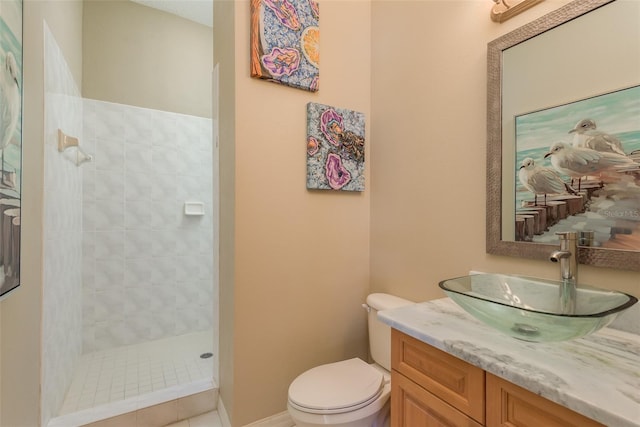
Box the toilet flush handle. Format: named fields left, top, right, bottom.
left=362, top=303, right=371, bottom=312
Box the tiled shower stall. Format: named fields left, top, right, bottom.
left=43, top=23, right=217, bottom=426
left=81, top=98, right=214, bottom=353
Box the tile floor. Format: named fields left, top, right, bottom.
left=167, top=410, right=296, bottom=427
left=48, top=331, right=215, bottom=427
left=165, top=411, right=222, bottom=427
left=60, top=331, right=214, bottom=414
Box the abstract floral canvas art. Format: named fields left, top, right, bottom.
left=250, top=0, right=319, bottom=92
left=307, top=103, right=365, bottom=192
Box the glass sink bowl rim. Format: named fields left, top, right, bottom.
left=438, top=273, right=638, bottom=342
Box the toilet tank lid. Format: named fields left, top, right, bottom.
left=366, top=293, right=413, bottom=311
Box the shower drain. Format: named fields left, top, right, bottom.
left=200, top=352, right=214, bottom=359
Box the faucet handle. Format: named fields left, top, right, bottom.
left=555, top=231, right=577, bottom=240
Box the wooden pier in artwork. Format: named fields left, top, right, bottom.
left=515, top=181, right=601, bottom=242
left=0, top=187, right=21, bottom=292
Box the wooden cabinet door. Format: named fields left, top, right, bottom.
left=392, top=330, right=485, bottom=424
left=392, top=370, right=483, bottom=427
left=486, top=373, right=605, bottom=427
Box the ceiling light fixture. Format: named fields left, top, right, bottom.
left=491, top=0, right=544, bottom=23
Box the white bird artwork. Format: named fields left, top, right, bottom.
left=0, top=50, right=20, bottom=178
left=569, top=119, right=626, bottom=155
left=518, top=157, right=575, bottom=206
left=544, top=142, right=639, bottom=189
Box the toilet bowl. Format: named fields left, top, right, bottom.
left=287, top=294, right=413, bottom=427
left=287, top=358, right=390, bottom=427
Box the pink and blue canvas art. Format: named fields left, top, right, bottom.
left=306, top=102, right=365, bottom=192
left=250, top=0, right=319, bottom=92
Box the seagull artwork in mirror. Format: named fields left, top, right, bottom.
left=518, top=157, right=576, bottom=206
left=569, top=119, right=626, bottom=155
left=0, top=50, right=20, bottom=187
left=565, top=118, right=640, bottom=189
left=544, top=141, right=640, bottom=190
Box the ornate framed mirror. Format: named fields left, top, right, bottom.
left=486, top=0, right=640, bottom=271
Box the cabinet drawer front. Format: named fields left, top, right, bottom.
left=486, top=374, right=605, bottom=427
left=392, top=330, right=485, bottom=423
left=391, top=370, right=483, bottom=427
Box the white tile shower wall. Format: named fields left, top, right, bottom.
left=43, top=23, right=84, bottom=426
left=82, top=99, right=214, bottom=353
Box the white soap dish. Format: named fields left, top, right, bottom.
left=184, top=201, right=205, bottom=216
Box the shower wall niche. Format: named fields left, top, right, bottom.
left=81, top=99, right=214, bottom=352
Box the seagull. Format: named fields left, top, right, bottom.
left=518, top=157, right=575, bottom=205
left=544, top=142, right=639, bottom=189
left=569, top=119, right=626, bottom=155
left=0, top=51, right=20, bottom=174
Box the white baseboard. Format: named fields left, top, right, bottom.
left=217, top=396, right=231, bottom=427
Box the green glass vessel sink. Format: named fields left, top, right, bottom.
left=439, top=274, right=638, bottom=342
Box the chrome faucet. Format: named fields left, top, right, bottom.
left=549, top=231, right=577, bottom=314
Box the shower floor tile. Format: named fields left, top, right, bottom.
left=59, top=331, right=214, bottom=416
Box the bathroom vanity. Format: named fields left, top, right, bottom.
left=379, top=298, right=640, bottom=427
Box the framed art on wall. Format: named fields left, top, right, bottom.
left=250, top=0, right=319, bottom=92
left=514, top=85, right=640, bottom=246
left=0, top=0, right=22, bottom=299
left=306, top=102, right=365, bottom=192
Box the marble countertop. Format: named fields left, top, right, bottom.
left=378, top=298, right=640, bottom=427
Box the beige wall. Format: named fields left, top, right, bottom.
left=217, top=0, right=372, bottom=424
left=83, top=0, right=213, bottom=118
left=370, top=0, right=639, bottom=303
left=0, top=2, right=83, bottom=426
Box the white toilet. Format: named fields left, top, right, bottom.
left=287, top=293, right=413, bottom=427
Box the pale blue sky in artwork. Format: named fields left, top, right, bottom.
left=515, top=85, right=640, bottom=152
left=0, top=0, right=21, bottom=39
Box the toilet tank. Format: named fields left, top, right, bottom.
left=366, top=293, right=413, bottom=371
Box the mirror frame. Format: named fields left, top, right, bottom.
left=486, top=0, right=640, bottom=272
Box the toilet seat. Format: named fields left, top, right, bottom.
left=288, top=358, right=384, bottom=415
